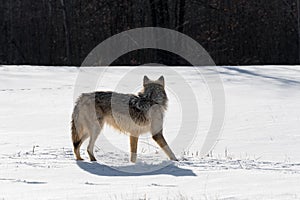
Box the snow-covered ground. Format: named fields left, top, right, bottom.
left=0, top=65, right=300, bottom=199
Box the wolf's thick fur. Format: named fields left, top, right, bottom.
left=71, top=76, right=177, bottom=162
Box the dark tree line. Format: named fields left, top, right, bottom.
left=0, top=0, right=298, bottom=65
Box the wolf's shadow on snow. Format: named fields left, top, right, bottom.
left=76, top=161, right=196, bottom=176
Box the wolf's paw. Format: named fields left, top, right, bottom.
left=176, top=157, right=188, bottom=162
left=76, top=157, right=84, bottom=161
left=130, top=153, right=137, bottom=163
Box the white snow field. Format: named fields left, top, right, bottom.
left=0, top=65, right=300, bottom=199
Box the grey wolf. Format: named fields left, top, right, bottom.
left=71, top=75, right=178, bottom=162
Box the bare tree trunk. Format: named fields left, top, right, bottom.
left=174, top=0, right=179, bottom=29
left=149, top=0, right=157, bottom=26
left=60, top=0, right=70, bottom=64
left=297, top=0, right=300, bottom=62
left=178, top=0, right=185, bottom=32
left=47, top=0, right=53, bottom=63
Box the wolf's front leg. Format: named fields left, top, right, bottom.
left=152, top=131, right=178, bottom=161
left=130, top=135, right=139, bottom=163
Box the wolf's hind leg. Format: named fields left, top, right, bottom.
left=87, top=122, right=103, bottom=161
left=73, top=133, right=89, bottom=160
left=130, top=135, right=139, bottom=163
left=152, top=133, right=178, bottom=161
left=72, top=120, right=89, bottom=161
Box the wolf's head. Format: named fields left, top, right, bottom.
left=139, top=75, right=168, bottom=108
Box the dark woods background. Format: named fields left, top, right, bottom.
left=0, top=0, right=298, bottom=66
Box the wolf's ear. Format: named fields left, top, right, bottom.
left=157, top=76, right=165, bottom=87
left=143, top=75, right=150, bottom=86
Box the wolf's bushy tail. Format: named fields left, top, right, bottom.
left=71, top=93, right=96, bottom=160
left=71, top=103, right=81, bottom=150
left=71, top=94, right=87, bottom=161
